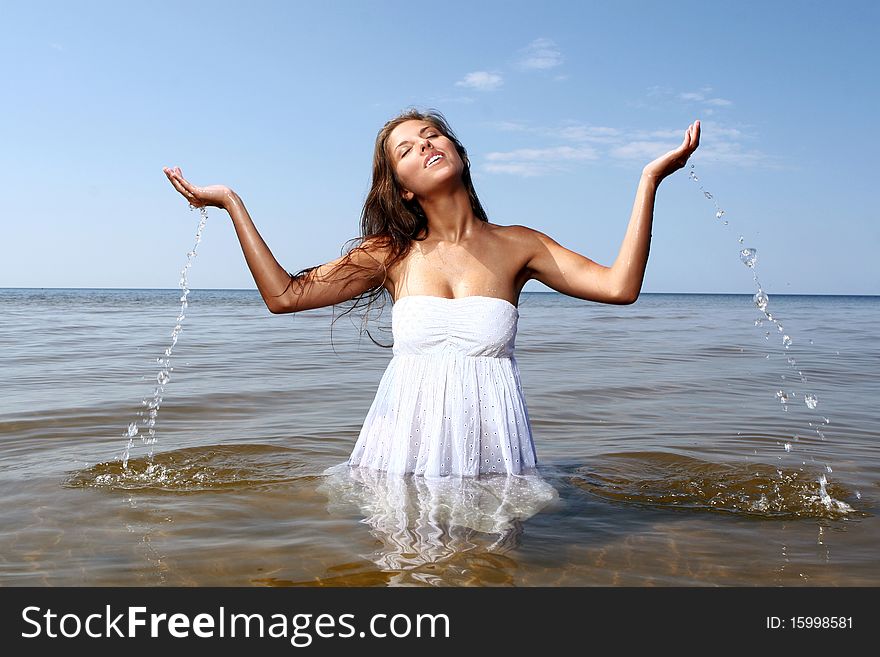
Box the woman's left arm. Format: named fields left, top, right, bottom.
left=524, top=120, right=700, bottom=305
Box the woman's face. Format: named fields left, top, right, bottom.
left=387, top=119, right=465, bottom=202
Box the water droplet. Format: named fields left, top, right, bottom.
left=120, top=209, right=208, bottom=460
left=739, top=248, right=757, bottom=268
left=716, top=210, right=725, bottom=220
left=784, top=443, right=791, bottom=452
left=782, top=335, right=792, bottom=348
left=804, top=393, right=818, bottom=409
left=754, top=289, right=769, bottom=311
left=704, top=191, right=713, bottom=199
left=775, top=390, right=789, bottom=410
left=826, top=465, right=833, bottom=473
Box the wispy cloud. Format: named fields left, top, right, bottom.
left=516, top=38, right=564, bottom=71
left=481, top=114, right=781, bottom=176
left=427, top=95, right=475, bottom=105
left=637, top=85, right=733, bottom=116
left=455, top=71, right=503, bottom=91
left=485, top=120, right=621, bottom=144
left=484, top=145, right=599, bottom=177
left=678, top=88, right=733, bottom=107
left=49, top=42, right=64, bottom=51
left=608, top=140, right=674, bottom=160
left=489, top=120, right=531, bottom=132
left=446, top=38, right=564, bottom=115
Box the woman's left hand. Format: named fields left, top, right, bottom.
left=642, top=120, right=700, bottom=183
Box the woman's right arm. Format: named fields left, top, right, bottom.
left=223, top=190, right=387, bottom=313
left=164, top=167, right=386, bottom=314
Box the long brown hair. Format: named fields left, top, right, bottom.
left=281, top=107, right=490, bottom=349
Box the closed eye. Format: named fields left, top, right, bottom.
left=401, top=134, right=440, bottom=158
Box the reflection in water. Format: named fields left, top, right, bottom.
left=318, top=463, right=559, bottom=581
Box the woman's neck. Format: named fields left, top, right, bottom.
left=418, top=186, right=482, bottom=244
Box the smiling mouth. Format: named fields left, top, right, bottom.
left=425, top=154, right=445, bottom=168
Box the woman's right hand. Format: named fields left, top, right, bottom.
left=163, top=166, right=234, bottom=209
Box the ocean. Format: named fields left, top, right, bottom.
left=0, top=288, right=877, bottom=586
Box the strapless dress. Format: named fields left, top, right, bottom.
left=347, top=295, right=538, bottom=477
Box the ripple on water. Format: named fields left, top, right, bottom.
left=569, top=451, right=863, bottom=520
left=64, top=444, right=316, bottom=493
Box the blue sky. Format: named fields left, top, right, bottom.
left=2, top=0, right=877, bottom=294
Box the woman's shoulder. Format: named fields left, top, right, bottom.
left=357, top=235, right=394, bottom=258
left=487, top=222, right=542, bottom=248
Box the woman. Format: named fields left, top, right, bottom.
left=164, top=108, right=700, bottom=478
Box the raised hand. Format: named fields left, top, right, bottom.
left=163, top=166, right=233, bottom=209
left=642, top=120, right=701, bottom=183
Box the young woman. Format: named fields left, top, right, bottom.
left=164, top=109, right=700, bottom=478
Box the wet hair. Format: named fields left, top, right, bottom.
left=278, top=107, right=490, bottom=349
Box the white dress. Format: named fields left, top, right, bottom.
left=347, top=295, right=539, bottom=477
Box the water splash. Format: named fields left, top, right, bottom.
left=70, top=444, right=309, bottom=492
left=570, top=453, right=857, bottom=519
left=121, top=206, right=209, bottom=469
left=688, top=164, right=842, bottom=507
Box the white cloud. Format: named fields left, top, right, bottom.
left=483, top=162, right=551, bottom=177
left=609, top=140, right=675, bottom=160
left=517, top=38, right=564, bottom=70
left=547, top=124, right=621, bottom=143
left=455, top=71, right=503, bottom=91
left=483, top=145, right=599, bottom=176
left=482, top=116, right=779, bottom=175
left=677, top=87, right=733, bottom=108
left=486, top=146, right=599, bottom=162
left=486, top=120, right=620, bottom=144
left=634, top=86, right=733, bottom=113
left=487, top=120, right=530, bottom=132
left=428, top=95, right=475, bottom=105
left=609, top=125, right=781, bottom=168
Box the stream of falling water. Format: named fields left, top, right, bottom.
left=121, top=206, right=209, bottom=469
left=687, top=164, right=851, bottom=514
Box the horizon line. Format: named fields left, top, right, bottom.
left=1, top=287, right=877, bottom=297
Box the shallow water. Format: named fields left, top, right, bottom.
left=1, top=289, right=877, bottom=586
